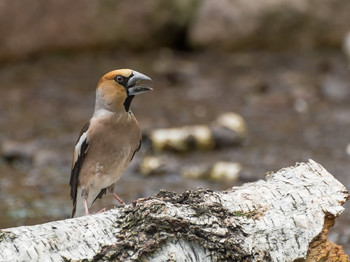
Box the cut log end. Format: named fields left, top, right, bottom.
left=306, top=214, right=349, bottom=262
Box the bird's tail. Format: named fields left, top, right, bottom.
left=71, top=188, right=87, bottom=218
left=70, top=187, right=101, bottom=218
left=71, top=203, right=86, bottom=218
left=71, top=203, right=76, bottom=218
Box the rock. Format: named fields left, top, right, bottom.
left=138, top=155, right=180, bottom=176
left=293, top=98, right=308, bottom=113
left=344, top=31, right=350, bottom=60
left=139, top=156, right=168, bottom=176
left=212, top=112, right=247, bottom=148
left=189, top=0, right=350, bottom=51
left=1, top=140, right=63, bottom=168
left=149, top=125, right=215, bottom=152
left=343, top=31, right=350, bottom=70
left=139, top=156, right=242, bottom=181
left=147, top=112, right=247, bottom=153
left=320, top=74, right=350, bottom=102
left=1, top=140, right=37, bottom=163
left=215, top=112, right=246, bottom=137
left=0, top=0, right=199, bottom=61
left=345, top=144, right=350, bottom=156
left=33, top=150, right=61, bottom=167
left=210, top=161, right=241, bottom=181
left=1, top=0, right=350, bottom=60
left=182, top=161, right=241, bottom=182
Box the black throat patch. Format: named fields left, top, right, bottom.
left=123, top=95, right=135, bottom=112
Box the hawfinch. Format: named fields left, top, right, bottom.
left=69, top=69, right=152, bottom=218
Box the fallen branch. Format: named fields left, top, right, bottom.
left=0, top=160, right=348, bottom=261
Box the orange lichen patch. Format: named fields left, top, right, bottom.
left=306, top=215, right=349, bottom=262
left=328, top=241, right=349, bottom=262
left=97, top=69, right=133, bottom=88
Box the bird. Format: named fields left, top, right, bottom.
left=69, top=69, right=152, bottom=218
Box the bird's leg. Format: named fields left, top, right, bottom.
left=84, top=199, right=90, bottom=215
left=113, top=193, right=125, bottom=205
left=84, top=199, right=106, bottom=215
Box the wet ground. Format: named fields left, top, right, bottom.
left=0, top=50, right=349, bottom=253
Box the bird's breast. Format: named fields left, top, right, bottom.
left=80, top=113, right=141, bottom=189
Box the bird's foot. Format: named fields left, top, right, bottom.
left=96, top=208, right=106, bottom=214
left=113, top=193, right=125, bottom=205
left=84, top=199, right=106, bottom=215
left=84, top=199, right=90, bottom=215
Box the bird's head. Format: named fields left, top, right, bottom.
left=96, top=69, right=152, bottom=113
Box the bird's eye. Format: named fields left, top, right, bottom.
left=115, top=75, right=124, bottom=83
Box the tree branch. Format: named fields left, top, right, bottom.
left=0, top=160, right=348, bottom=261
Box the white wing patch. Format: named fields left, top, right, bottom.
left=73, top=131, right=88, bottom=164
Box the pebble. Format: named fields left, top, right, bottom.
left=182, top=161, right=241, bottom=182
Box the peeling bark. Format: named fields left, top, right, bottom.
left=0, top=160, right=348, bottom=261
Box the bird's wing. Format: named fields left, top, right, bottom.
left=130, top=139, right=142, bottom=162
left=92, top=139, right=142, bottom=204
left=69, top=121, right=90, bottom=217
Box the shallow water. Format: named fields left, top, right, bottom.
left=0, top=50, right=349, bottom=253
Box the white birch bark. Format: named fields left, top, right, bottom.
left=0, top=160, right=348, bottom=261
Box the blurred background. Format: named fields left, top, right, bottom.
left=1, top=0, right=350, bottom=254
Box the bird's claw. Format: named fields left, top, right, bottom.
left=97, top=208, right=106, bottom=214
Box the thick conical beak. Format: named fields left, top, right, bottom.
left=127, top=71, right=152, bottom=96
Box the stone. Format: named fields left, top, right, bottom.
left=1, top=140, right=37, bottom=163
left=0, top=0, right=199, bottom=61
left=189, top=0, right=350, bottom=51
left=182, top=161, right=241, bottom=182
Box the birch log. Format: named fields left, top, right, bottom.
left=0, top=160, right=349, bottom=261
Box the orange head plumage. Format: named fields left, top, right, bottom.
left=95, top=69, right=152, bottom=113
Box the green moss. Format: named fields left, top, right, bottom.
left=232, top=210, right=259, bottom=219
